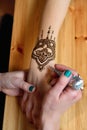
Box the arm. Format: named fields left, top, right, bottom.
left=39, top=0, right=71, bottom=37
left=20, top=0, right=71, bottom=128
left=28, top=0, right=71, bottom=87
left=25, top=0, right=71, bottom=128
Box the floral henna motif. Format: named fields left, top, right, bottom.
left=32, top=26, right=56, bottom=71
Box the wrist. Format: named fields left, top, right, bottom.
left=28, top=59, right=55, bottom=85
left=39, top=110, right=61, bottom=130
left=40, top=117, right=60, bottom=130
left=31, top=26, right=56, bottom=72
left=29, top=58, right=55, bottom=72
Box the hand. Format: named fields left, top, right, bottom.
left=0, top=71, right=35, bottom=96
left=20, top=64, right=82, bottom=130
left=41, top=64, right=82, bottom=130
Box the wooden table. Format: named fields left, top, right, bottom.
left=3, top=0, right=87, bottom=130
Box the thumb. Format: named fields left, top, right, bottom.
left=13, top=78, right=35, bottom=93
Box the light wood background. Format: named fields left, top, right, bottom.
left=3, top=0, right=87, bottom=130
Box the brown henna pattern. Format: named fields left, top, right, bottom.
left=32, top=26, right=56, bottom=71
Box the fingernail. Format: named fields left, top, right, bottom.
left=29, top=86, right=35, bottom=92
left=64, top=70, right=72, bottom=77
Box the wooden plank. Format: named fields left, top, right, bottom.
left=0, top=0, right=14, bottom=16
left=3, top=0, right=87, bottom=130
left=58, top=0, right=87, bottom=130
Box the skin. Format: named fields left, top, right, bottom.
left=0, top=0, right=82, bottom=129
left=19, top=0, right=82, bottom=129
left=20, top=64, right=82, bottom=130
left=27, top=0, right=71, bottom=85
left=0, top=70, right=35, bottom=96
left=24, top=1, right=72, bottom=120
left=0, top=1, right=36, bottom=96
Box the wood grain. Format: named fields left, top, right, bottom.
left=3, top=0, right=87, bottom=130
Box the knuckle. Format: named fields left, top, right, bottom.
left=71, top=91, right=82, bottom=100
left=70, top=91, right=78, bottom=100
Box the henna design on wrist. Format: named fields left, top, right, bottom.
left=32, top=26, right=56, bottom=71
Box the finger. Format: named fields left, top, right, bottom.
left=2, top=88, right=22, bottom=96
left=21, top=92, right=29, bottom=112
left=13, top=78, right=36, bottom=93
left=50, top=70, right=72, bottom=96
left=7, top=70, right=28, bottom=80
left=55, top=64, right=78, bottom=76
left=25, top=96, right=34, bottom=122
left=50, top=78, right=58, bottom=86
left=61, top=87, right=82, bottom=103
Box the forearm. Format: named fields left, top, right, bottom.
left=28, top=0, right=71, bottom=85
left=39, top=0, right=71, bottom=38
left=31, top=0, right=71, bottom=71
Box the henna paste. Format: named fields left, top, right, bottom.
left=32, top=26, right=56, bottom=71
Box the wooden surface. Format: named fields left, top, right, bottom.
left=0, top=0, right=14, bottom=16
left=3, top=0, right=87, bottom=130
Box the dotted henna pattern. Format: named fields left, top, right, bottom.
left=32, top=26, right=56, bottom=71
